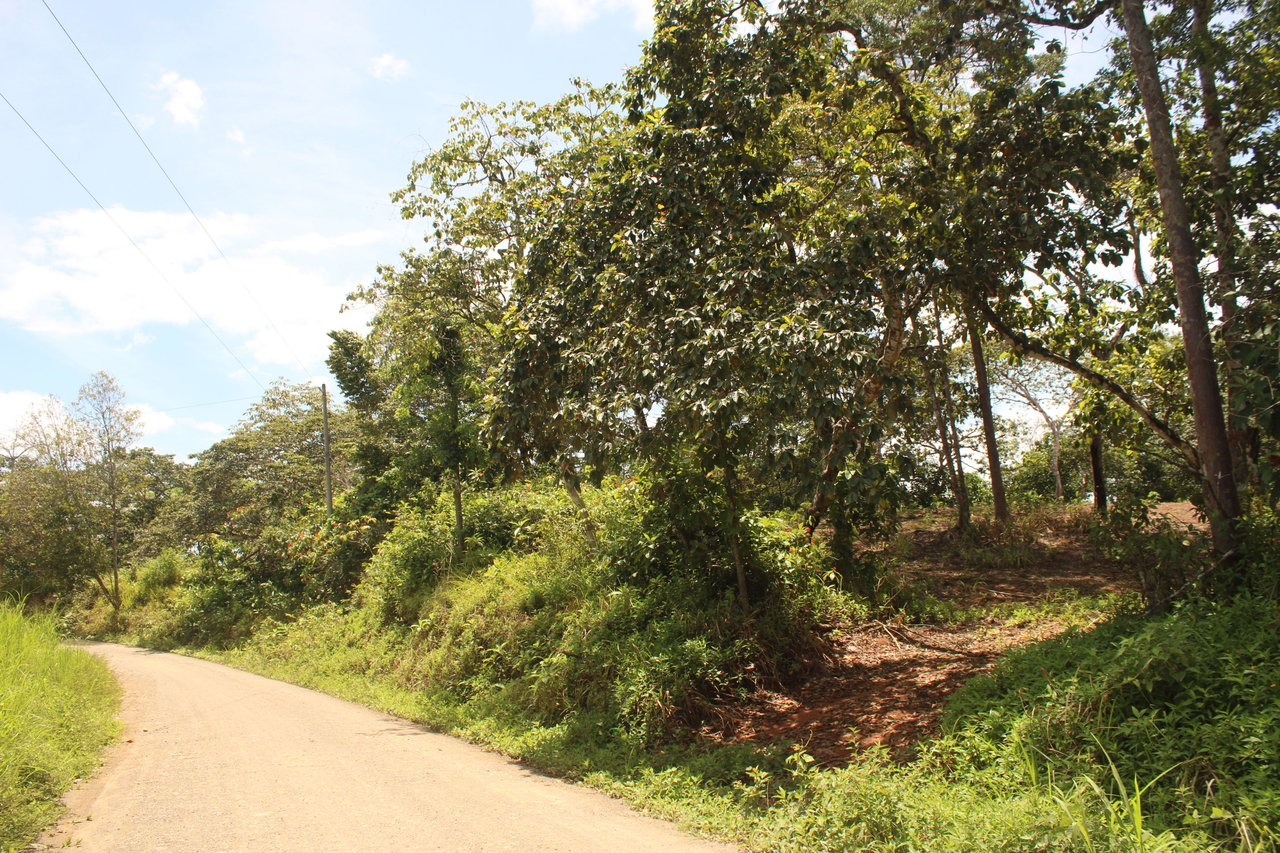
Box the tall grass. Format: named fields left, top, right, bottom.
left=0, top=602, right=119, bottom=851
left=87, top=487, right=1277, bottom=850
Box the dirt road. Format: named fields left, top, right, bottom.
left=40, top=644, right=734, bottom=852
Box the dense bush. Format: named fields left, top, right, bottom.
left=355, top=478, right=582, bottom=624
left=937, top=595, right=1280, bottom=846
left=131, top=536, right=305, bottom=649
left=272, top=476, right=840, bottom=745
left=1005, top=445, right=1072, bottom=505
left=1241, top=505, right=1280, bottom=599
left=128, top=549, right=193, bottom=606
left=0, top=602, right=118, bottom=848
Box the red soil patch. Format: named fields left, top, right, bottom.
left=1151, top=501, right=1208, bottom=529
left=701, top=507, right=1146, bottom=766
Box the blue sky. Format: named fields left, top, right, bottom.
left=0, top=0, right=653, bottom=458
left=1, top=0, right=1119, bottom=461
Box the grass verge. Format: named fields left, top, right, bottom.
left=0, top=601, right=119, bottom=851
left=200, top=599, right=1227, bottom=852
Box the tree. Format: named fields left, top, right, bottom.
left=366, top=89, right=624, bottom=545
left=74, top=372, right=141, bottom=612
left=968, top=319, right=1010, bottom=523
left=0, top=398, right=99, bottom=601
left=935, top=0, right=1278, bottom=579
left=188, top=382, right=353, bottom=544
left=120, top=447, right=192, bottom=560
left=1118, top=0, right=1242, bottom=567
left=989, top=344, right=1078, bottom=501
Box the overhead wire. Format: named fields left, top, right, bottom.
left=40, top=0, right=314, bottom=379
left=0, top=88, right=268, bottom=391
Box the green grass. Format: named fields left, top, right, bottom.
left=81, top=489, right=1277, bottom=851
left=199, top=594, right=1226, bottom=851
left=938, top=595, right=1280, bottom=849
left=0, top=601, right=119, bottom=851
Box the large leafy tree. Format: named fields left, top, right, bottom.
left=354, top=88, right=628, bottom=548
left=495, top=1, right=1056, bottom=599
left=957, top=0, right=1279, bottom=576
left=187, top=382, right=353, bottom=544
left=0, top=398, right=100, bottom=601
left=74, top=372, right=141, bottom=611
left=0, top=377, right=172, bottom=606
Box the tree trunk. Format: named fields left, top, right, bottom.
left=805, top=281, right=910, bottom=533
left=451, top=466, right=465, bottom=570
left=1090, top=432, right=1108, bottom=520
left=724, top=462, right=751, bottom=610
left=559, top=460, right=599, bottom=549
left=1121, top=0, right=1242, bottom=569
left=1050, top=423, right=1064, bottom=501
left=935, top=303, right=971, bottom=529
left=926, top=358, right=963, bottom=511
left=1192, top=0, right=1252, bottom=490
left=968, top=316, right=1009, bottom=524
left=446, top=379, right=465, bottom=571
left=946, top=389, right=971, bottom=530
left=107, top=462, right=121, bottom=612
left=633, top=405, right=650, bottom=441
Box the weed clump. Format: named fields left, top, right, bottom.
left=0, top=602, right=119, bottom=849
left=937, top=595, right=1280, bottom=846
left=338, top=476, right=839, bottom=745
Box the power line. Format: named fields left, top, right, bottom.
left=0, top=88, right=268, bottom=391
left=40, top=0, right=313, bottom=378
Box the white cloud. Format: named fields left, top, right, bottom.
left=226, top=127, right=253, bottom=157
left=0, top=390, right=48, bottom=444
left=253, top=228, right=395, bottom=255
left=153, top=71, right=206, bottom=126
left=132, top=403, right=175, bottom=436
left=122, top=332, right=154, bottom=351
left=132, top=403, right=226, bottom=443
left=189, top=419, right=226, bottom=435
left=133, top=402, right=224, bottom=435
left=368, top=53, right=410, bottom=80
left=0, top=208, right=382, bottom=371
left=532, top=0, right=652, bottom=31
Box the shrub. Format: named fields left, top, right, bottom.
left=333, top=477, right=838, bottom=745
left=1240, top=504, right=1280, bottom=599
left=937, top=596, right=1280, bottom=846
left=0, top=602, right=118, bottom=848
left=136, top=536, right=303, bottom=649
left=128, top=549, right=194, bottom=606
left=356, top=479, right=578, bottom=625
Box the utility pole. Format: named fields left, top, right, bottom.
left=321, top=383, right=333, bottom=514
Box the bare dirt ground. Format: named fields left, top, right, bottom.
left=37, top=644, right=733, bottom=853
left=701, top=507, right=1143, bottom=766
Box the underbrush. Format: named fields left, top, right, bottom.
left=219, top=601, right=1222, bottom=852
left=74, top=491, right=1280, bottom=850
left=239, top=476, right=837, bottom=746
left=0, top=602, right=118, bottom=851
left=202, top=495, right=1252, bottom=851
left=938, top=595, right=1280, bottom=849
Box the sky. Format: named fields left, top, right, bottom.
left=0, top=0, right=654, bottom=458
left=0, top=0, right=1120, bottom=461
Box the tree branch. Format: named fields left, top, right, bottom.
left=973, top=299, right=1200, bottom=469
left=1020, top=0, right=1113, bottom=30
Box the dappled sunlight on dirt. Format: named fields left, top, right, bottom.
left=702, top=621, right=1061, bottom=765
left=700, top=507, right=1145, bottom=767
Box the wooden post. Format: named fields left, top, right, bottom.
left=321, top=383, right=333, bottom=515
